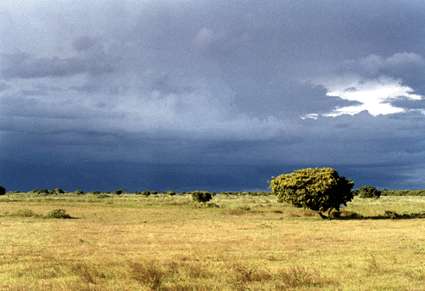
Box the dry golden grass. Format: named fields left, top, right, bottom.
left=0, top=194, right=425, bottom=290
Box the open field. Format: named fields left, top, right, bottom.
left=1, top=193, right=425, bottom=290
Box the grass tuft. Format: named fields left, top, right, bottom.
left=276, top=266, right=334, bottom=289
left=130, top=261, right=166, bottom=290
left=11, top=209, right=42, bottom=218
left=71, top=262, right=102, bottom=285
left=231, top=263, right=272, bottom=282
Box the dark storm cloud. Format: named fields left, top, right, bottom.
left=1, top=0, right=425, bottom=190
left=72, top=36, right=98, bottom=52
left=0, top=50, right=115, bottom=79
left=0, top=82, right=10, bottom=92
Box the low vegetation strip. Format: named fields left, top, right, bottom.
left=382, top=189, right=425, bottom=196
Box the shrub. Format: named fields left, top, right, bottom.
left=191, top=191, right=213, bottom=203
left=167, top=191, right=176, bottom=196
left=45, top=209, right=72, bottom=219
left=52, top=188, right=65, bottom=194
left=114, top=189, right=124, bottom=195
left=0, top=185, right=5, bottom=195
left=141, top=191, right=151, bottom=196
left=270, top=167, right=354, bottom=217
left=75, top=189, right=85, bottom=195
left=355, top=185, right=381, bottom=198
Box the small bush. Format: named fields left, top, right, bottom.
left=355, top=185, right=381, bottom=199
left=191, top=191, right=212, bottom=203
left=0, top=185, right=6, bottom=195
left=45, top=209, right=72, bottom=219
left=166, top=191, right=176, bottom=196
left=114, top=189, right=124, bottom=195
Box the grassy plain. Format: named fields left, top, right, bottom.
left=1, top=193, right=425, bottom=290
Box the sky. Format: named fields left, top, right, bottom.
left=1, top=0, right=425, bottom=191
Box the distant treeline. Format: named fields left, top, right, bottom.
left=381, top=189, right=425, bottom=196
left=4, top=187, right=425, bottom=197
left=18, top=188, right=272, bottom=197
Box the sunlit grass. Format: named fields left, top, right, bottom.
left=0, top=193, right=425, bottom=290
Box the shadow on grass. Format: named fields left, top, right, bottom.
left=321, top=210, right=425, bottom=220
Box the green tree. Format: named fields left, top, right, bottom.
left=0, top=185, right=5, bottom=195
left=270, top=167, right=354, bottom=217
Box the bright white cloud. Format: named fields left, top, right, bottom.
left=305, top=76, right=423, bottom=118
left=300, top=113, right=319, bottom=120
left=326, top=77, right=421, bottom=117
